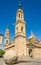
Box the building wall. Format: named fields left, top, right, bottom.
left=26, top=46, right=41, bottom=58
left=26, top=47, right=29, bottom=57
left=4, top=39, right=41, bottom=58
left=4, top=40, right=15, bottom=51
left=0, top=36, right=2, bottom=44
left=15, top=36, right=26, bottom=56
left=33, top=48, right=41, bottom=58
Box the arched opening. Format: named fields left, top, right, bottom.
left=29, top=49, right=33, bottom=58
left=16, top=27, right=18, bottom=31
left=21, top=26, right=23, bottom=32
left=19, top=14, right=20, bottom=18
left=6, top=40, right=8, bottom=43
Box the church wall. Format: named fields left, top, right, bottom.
left=0, top=35, right=2, bottom=44
left=33, top=48, right=41, bottom=58
left=15, top=36, right=26, bottom=56
left=4, top=45, right=15, bottom=52
left=4, top=40, right=15, bottom=52
left=15, top=37, right=19, bottom=54
left=26, top=47, right=29, bottom=57
left=26, top=41, right=29, bottom=57
left=4, top=45, right=8, bottom=50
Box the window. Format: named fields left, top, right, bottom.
left=16, top=27, right=18, bottom=31
left=6, top=40, right=8, bottom=43
left=21, top=27, right=23, bottom=32
left=29, top=49, right=32, bottom=55
left=19, top=14, right=20, bottom=18
left=29, top=49, right=33, bottom=57
left=6, top=33, right=9, bottom=36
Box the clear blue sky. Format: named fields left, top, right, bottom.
left=0, top=0, right=41, bottom=47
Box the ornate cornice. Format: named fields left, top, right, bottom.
left=14, top=20, right=26, bottom=26
left=15, top=32, right=26, bottom=38
left=4, top=45, right=15, bottom=50
left=26, top=42, right=41, bottom=48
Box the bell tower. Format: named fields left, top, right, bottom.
left=4, top=27, right=10, bottom=49
left=15, top=2, right=26, bottom=37
left=15, top=2, right=26, bottom=56
left=16, top=3, right=24, bottom=21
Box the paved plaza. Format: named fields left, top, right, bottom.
left=1, top=57, right=41, bottom=65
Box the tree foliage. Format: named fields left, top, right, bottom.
left=0, top=50, right=5, bottom=56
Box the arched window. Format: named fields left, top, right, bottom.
left=29, top=49, right=33, bottom=57
left=6, top=40, right=8, bottom=43
left=21, top=27, right=23, bottom=32
left=19, top=14, right=20, bottom=18
left=29, top=49, right=32, bottom=55
left=16, top=27, right=18, bottom=31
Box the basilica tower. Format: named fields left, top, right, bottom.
left=15, top=3, right=26, bottom=36
left=15, top=3, right=26, bottom=56
left=4, top=28, right=10, bottom=49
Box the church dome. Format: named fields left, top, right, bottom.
left=28, top=31, right=36, bottom=39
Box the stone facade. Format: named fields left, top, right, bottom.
left=4, top=4, right=41, bottom=58
left=0, top=34, right=3, bottom=49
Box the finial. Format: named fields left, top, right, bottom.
left=7, top=24, right=9, bottom=29
left=31, top=30, right=34, bottom=36
left=19, top=0, right=21, bottom=6
left=6, top=25, right=9, bottom=32
left=18, top=0, right=22, bottom=9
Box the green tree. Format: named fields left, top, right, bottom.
left=0, top=50, right=5, bottom=57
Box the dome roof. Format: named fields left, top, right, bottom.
left=28, top=31, right=36, bottom=39
left=16, top=1, right=23, bottom=13
left=18, top=2, right=22, bottom=9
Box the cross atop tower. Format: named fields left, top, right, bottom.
left=18, top=0, right=22, bottom=9
left=16, top=0, right=24, bottom=21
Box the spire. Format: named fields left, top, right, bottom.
left=18, top=0, right=22, bottom=9
left=30, top=30, right=34, bottom=36
left=28, top=30, right=36, bottom=39
left=6, top=26, right=9, bottom=34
